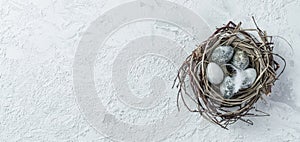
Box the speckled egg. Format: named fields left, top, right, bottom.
left=220, top=76, right=235, bottom=99
left=206, top=62, right=224, bottom=85
left=211, top=45, right=234, bottom=64
left=231, top=49, right=249, bottom=70
left=241, top=68, right=257, bottom=89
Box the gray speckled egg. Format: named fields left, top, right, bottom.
left=231, top=50, right=249, bottom=70
left=241, top=68, right=257, bottom=89
left=211, top=46, right=234, bottom=64
left=220, top=76, right=235, bottom=99
left=206, top=62, right=224, bottom=85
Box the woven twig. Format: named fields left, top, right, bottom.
left=173, top=18, right=286, bottom=129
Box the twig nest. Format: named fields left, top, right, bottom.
left=206, top=62, right=224, bottom=84
left=174, top=20, right=286, bottom=129
left=211, top=46, right=234, bottom=64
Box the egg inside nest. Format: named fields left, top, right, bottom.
left=207, top=45, right=257, bottom=99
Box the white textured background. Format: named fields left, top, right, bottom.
left=1, top=0, right=300, bottom=141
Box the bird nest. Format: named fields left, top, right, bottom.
left=173, top=19, right=286, bottom=129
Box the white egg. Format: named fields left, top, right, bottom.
left=211, top=46, right=234, bottom=64
left=206, top=62, right=224, bottom=85
left=220, top=76, right=235, bottom=99
left=231, top=49, right=249, bottom=69
left=241, top=68, right=257, bottom=89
